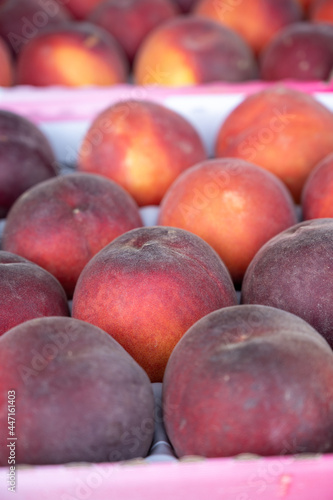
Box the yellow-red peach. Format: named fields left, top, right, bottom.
left=77, top=99, right=207, bottom=207
left=0, top=251, right=69, bottom=336
left=133, top=16, right=258, bottom=86
left=0, top=316, right=155, bottom=464
left=89, top=0, right=178, bottom=63
left=72, top=226, right=237, bottom=382
left=163, top=305, right=333, bottom=458
left=215, top=86, right=333, bottom=203
left=302, top=152, right=333, bottom=219
left=158, top=158, right=297, bottom=286
left=194, top=0, right=302, bottom=54
left=16, top=21, right=128, bottom=86
left=2, top=173, right=143, bottom=297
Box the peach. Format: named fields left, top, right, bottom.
left=133, top=16, right=258, bottom=86
left=0, top=250, right=69, bottom=336
left=0, top=109, right=58, bottom=218
left=16, top=21, right=129, bottom=87
left=260, top=22, right=333, bottom=81
left=72, top=226, right=237, bottom=382
left=77, top=99, right=207, bottom=207
left=215, top=86, right=333, bottom=203
left=89, top=0, right=178, bottom=63
left=172, top=0, right=199, bottom=11
left=193, top=0, right=302, bottom=54
left=0, top=36, right=14, bottom=85
left=0, top=0, right=72, bottom=56
left=163, top=304, right=333, bottom=457
left=63, top=0, right=104, bottom=20
left=242, top=219, right=333, bottom=349
left=2, top=173, right=143, bottom=297
left=295, top=0, right=319, bottom=13
left=158, top=158, right=297, bottom=287
left=310, top=0, right=333, bottom=22
left=302, top=152, right=333, bottom=219
left=0, top=316, right=155, bottom=464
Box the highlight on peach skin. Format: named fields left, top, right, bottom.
left=133, top=15, right=258, bottom=86
left=77, top=99, right=207, bottom=207
left=2, top=173, right=143, bottom=298
left=16, top=21, right=129, bottom=86
left=158, top=157, right=297, bottom=287
left=72, top=226, right=237, bottom=383
left=215, top=86, right=333, bottom=203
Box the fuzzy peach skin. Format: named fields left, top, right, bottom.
left=260, top=22, right=333, bottom=81
left=0, top=251, right=69, bottom=336
left=16, top=21, right=128, bottom=86
left=302, top=153, right=333, bottom=219
left=133, top=16, right=258, bottom=86
left=0, top=109, right=58, bottom=218
left=2, top=173, right=143, bottom=298
left=63, top=0, right=104, bottom=19
left=77, top=99, right=207, bottom=207
left=0, top=36, right=13, bottom=85
left=89, top=0, right=178, bottom=63
left=242, top=219, right=333, bottom=349
left=163, top=304, right=333, bottom=458
left=194, top=0, right=302, bottom=54
left=158, top=158, right=297, bottom=287
left=0, top=316, right=155, bottom=465
left=0, top=0, right=72, bottom=56
left=310, top=0, right=333, bottom=22
left=72, top=226, right=237, bottom=382
left=215, top=86, right=333, bottom=203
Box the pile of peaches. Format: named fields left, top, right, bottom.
left=1, top=78, right=333, bottom=466
left=0, top=0, right=333, bottom=87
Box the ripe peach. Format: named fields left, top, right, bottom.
left=0, top=36, right=14, bottom=85
left=0, top=316, right=155, bottom=464
left=16, top=21, right=129, bottom=87
left=89, top=0, right=178, bottom=63
left=2, top=173, right=143, bottom=297
left=242, top=219, right=333, bottom=349
left=72, top=226, right=237, bottom=382
left=0, top=0, right=72, bottom=56
left=215, top=86, right=333, bottom=203
left=295, top=0, right=320, bottom=13
left=158, top=158, right=297, bottom=286
left=63, top=0, right=104, bottom=20
left=0, top=251, right=69, bottom=336
left=302, top=153, right=333, bottom=219
left=133, top=16, right=258, bottom=86
left=194, top=0, right=302, bottom=54
left=260, top=22, right=333, bottom=81
left=163, top=304, right=333, bottom=458
left=77, top=99, right=207, bottom=207
left=310, top=0, right=333, bottom=22
left=0, top=109, right=58, bottom=218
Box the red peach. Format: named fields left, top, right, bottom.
left=302, top=152, right=333, bottom=219
left=16, top=21, right=129, bottom=86
left=0, top=316, right=155, bottom=464
left=194, top=0, right=302, bottom=54
left=215, top=86, right=333, bottom=203
left=0, top=109, right=58, bottom=218
left=77, top=99, right=207, bottom=207
left=89, top=0, right=178, bottom=63
left=0, top=0, right=72, bottom=56
left=63, top=0, right=104, bottom=20
left=133, top=16, right=258, bottom=86
left=158, top=158, right=297, bottom=286
left=0, top=36, right=14, bottom=85
left=163, top=304, right=333, bottom=458
left=0, top=251, right=69, bottom=336
left=2, top=173, right=143, bottom=297
left=310, top=0, right=333, bottom=22
left=72, top=226, right=237, bottom=382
